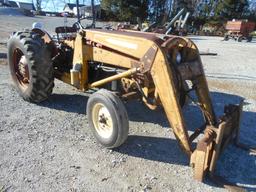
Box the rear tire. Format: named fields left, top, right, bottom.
left=87, top=89, right=129, bottom=148
left=224, top=34, right=229, bottom=41
left=238, top=36, right=243, bottom=42
left=7, top=31, right=54, bottom=103
left=247, top=36, right=252, bottom=42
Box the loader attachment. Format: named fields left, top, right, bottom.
left=149, top=36, right=217, bottom=156
left=191, top=102, right=243, bottom=181
left=48, top=26, right=248, bottom=186
left=148, top=36, right=245, bottom=184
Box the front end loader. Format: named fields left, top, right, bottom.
left=7, top=14, right=253, bottom=189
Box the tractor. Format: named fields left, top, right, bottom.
left=6, top=1, right=253, bottom=190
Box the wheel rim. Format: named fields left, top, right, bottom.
left=92, top=103, right=113, bottom=139
left=13, top=48, right=30, bottom=90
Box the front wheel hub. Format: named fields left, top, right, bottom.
left=92, top=103, right=113, bottom=139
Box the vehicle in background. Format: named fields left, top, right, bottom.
left=249, top=30, right=256, bottom=38
left=198, top=23, right=225, bottom=37
left=224, top=20, right=255, bottom=42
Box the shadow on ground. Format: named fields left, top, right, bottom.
left=40, top=93, right=88, bottom=114
left=116, top=135, right=188, bottom=166
left=39, top=91, right=255, bottom=189
left=40, top=91, right=254, bottom=142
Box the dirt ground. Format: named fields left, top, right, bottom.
left=0, top=15, right=255, bottom=192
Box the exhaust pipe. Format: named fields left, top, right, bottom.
left=91, top=0, right=96, bottom=28
left=76, top=0, right=80, bottom=23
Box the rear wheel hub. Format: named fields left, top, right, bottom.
left=13, top=49, right=30, bottom=88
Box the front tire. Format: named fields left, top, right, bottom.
left=87, top=89, right=129, bottom=148
left=7, top=31, right=54, bottom=103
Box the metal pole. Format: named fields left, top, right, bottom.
left=76, top=0, right=80, bottom=23
left=165, top=8, right=184, bottom=35
left=181, top=12, right=190, bottom=29
left=177, top=15, right=183, bottom=31
left=36, top=0, right=42, bottom=11
left=89, top=68, right=139, bottom=88
left=91, top=0, right=95, bottom=28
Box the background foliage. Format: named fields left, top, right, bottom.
left=100, top=0, right=256, bottom=25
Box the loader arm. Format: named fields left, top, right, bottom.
left=53, top=29, right=243, bottom=183
left=150, top=36, right=217, bottom=155
left=60, top=30, right=219, bottom=155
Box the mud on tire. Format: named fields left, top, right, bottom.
left=7, top=31, right=54, bottom=103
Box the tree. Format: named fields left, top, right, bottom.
left=100, top=0, right=148, bottom=22
left=193, top=0, right=249, bottom=23
left=243, top=0, right=256, bottom=20
left=172, top=0, right=197, bottom=13
left=214, top=0, right=249, bottom=20
left=148, top=0, right=168, bottom=23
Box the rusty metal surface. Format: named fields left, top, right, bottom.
left=191, top=127, right=215, bottom=181
left=191, top=102, right=245, bottom=187
left=189, top=124, right=206, bottom=143
left=140, top=45, right=158, bottom=73
left=12, top=48, right=30, bottom=90
left=177, top=61, right=203, bottom=80
left=121, top=78, right=137, bottom=92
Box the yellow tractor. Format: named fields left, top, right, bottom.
left=7, top=3, right=250, bottom=189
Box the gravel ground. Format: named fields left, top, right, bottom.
left=0, top=15, right=255, bottom=192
